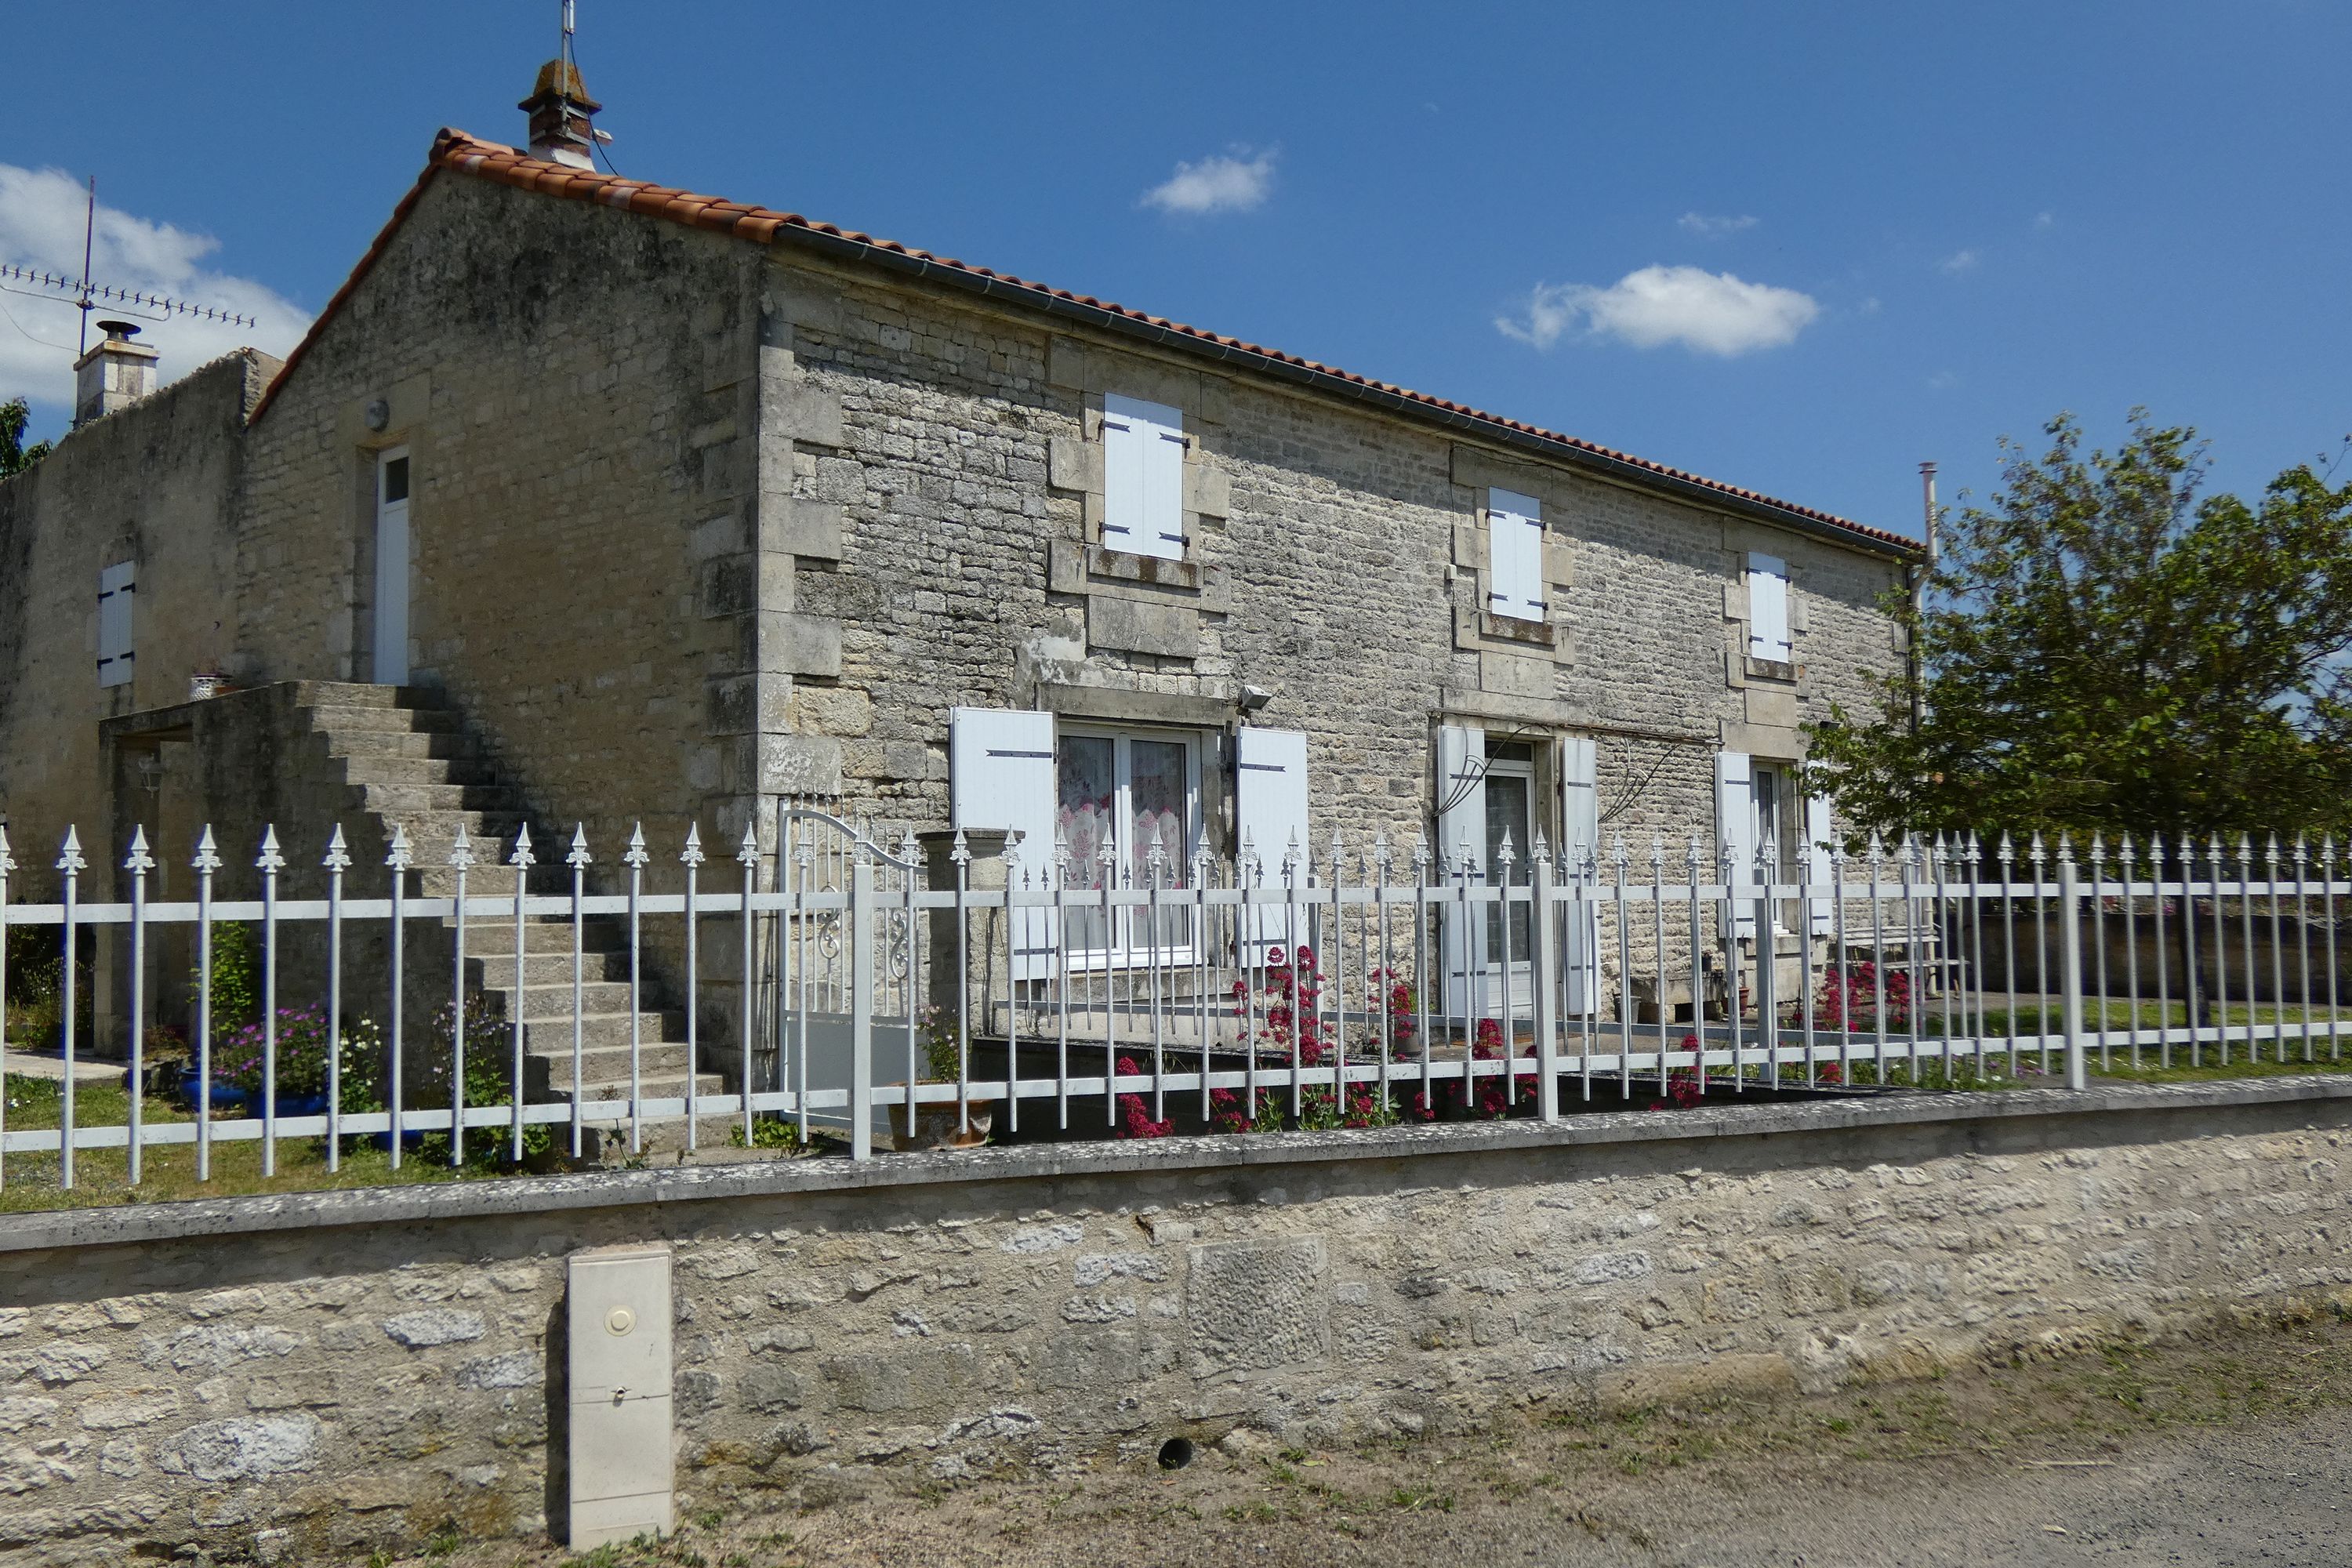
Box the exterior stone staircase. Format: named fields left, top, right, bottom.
left=296, top=682, right=724, bottom=1153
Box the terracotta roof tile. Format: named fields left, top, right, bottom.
left=250, top=129, right=1915, bottom=557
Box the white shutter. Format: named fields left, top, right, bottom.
left=1805, top=792, right=1835, bottom=935
left=1559, top=735, right=1601, bottom=1014
left=1747, top=553, right=1791, bottom=662
left=1102, top=394, right=1187, bottom=561
left=1486, top=488, right=1545, bottom=622
left=1437, top=724, right=1486, bottom=1014
left=1236, top=727, right=1311, bottom=887
left=1236, top=727, right=1312, bottom=970
left=96, top=561, right=135, bottom=688
left=950, top=707, right=1058, bottom=978
left=1715, top=750, right=1757, bottom=938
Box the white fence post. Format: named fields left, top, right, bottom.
left=2059, top=851, right=2088, bottom=1090
left=1530, top=837, right=1559, bottom=1123
left=849, top=844, right=876, bottom=1160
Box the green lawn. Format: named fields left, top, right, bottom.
left=1, top=1073, right=472, bottom=1212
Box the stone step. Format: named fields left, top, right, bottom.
left=520, top=1038, right=694, bottom=1083
left=339, top=755, right=499, bottom=788
left=484, top=978, right=636, bottom=1020
left=307, top=703, right=465, bottom=736
left=470, top=948, right=633, bottom=988
left=519, top=1009, right=690, bottom=1052
left=327, top=730, right=483, bottom=762
left=294, top=682, right=423, bottom=710
left=560, top=1071, right=728, bottom=1104
left=359, top=782, right=524, bottom=816
left=466, top=920, right=627, bottom=957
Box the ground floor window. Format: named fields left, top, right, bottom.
left=1056, top=727, right=1200, bottom=959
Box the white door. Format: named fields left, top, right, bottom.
left=372, top=448, right=411, bottom=685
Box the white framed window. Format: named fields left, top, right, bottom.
left=1746, top=551, right=1791, bottom=662
left=1057, top=724, right=1202, bottom=961
left=96, top=561, right=135, bottom=688
left=1102, top=393, right=1187, bottom=561
left=1486, top=488, right=1545, bottom=622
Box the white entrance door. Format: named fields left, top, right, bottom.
left=372, top=448, right=410, bottom=685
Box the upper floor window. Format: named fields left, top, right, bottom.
left=96, top=561, right=135, bottom=688
left=1102, top=394, right=1187, bottom=561
left=1486, top=488, right=1545, bottom=622
left=1746, top=552, right=1791, bottom=662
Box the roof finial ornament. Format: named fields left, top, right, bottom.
left=521, top=0, right=606, bottom=171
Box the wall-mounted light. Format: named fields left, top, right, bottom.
left=1238, top=685, right=1274, bottom=714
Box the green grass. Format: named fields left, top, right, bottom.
left=1, top=1072, right=472, bottom=1211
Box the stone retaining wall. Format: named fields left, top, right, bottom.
left=5, top=1080, right=2350, bottom=1564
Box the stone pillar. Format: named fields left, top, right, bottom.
left=917, top=829, right=1007, bottom=1038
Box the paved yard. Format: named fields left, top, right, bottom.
left=393, top=1306, right=2352, bottom=1567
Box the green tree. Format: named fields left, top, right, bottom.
left=1806, top=413, right=2352, bottom=840
left=0, top=397, right=51, bottom=477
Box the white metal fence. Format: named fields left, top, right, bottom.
left=2, top=816, right=2347, bottom=1190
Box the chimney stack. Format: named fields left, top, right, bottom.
left=520, top=57, right=601, bottom=169
left=73, top=320, right=159, bottom=428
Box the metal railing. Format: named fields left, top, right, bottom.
left=1, top=818, right=2345, bottom=1189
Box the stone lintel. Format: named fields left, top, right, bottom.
left=1039, top=681, right=1236, bottom=728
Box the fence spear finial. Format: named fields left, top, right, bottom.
left=510, top=822, right=537, bottom=869
left=0, top=822, right=13, bottom=876
left=567, top=824, right=592, bottom=869
left=125, top=824, right=155, bottom=873
left=385, top=822, right=412, bottom=872
left=192, top=824, right=222, bottom=873
left=322, top=824, right=351, bottom=872
left=622, top=822, right=649, bottom=869
left=256, top=824, right=285, bottom=873
left=448, top=822, right=475, bottom=871
left=680, top=822, right=704, bottom=867
left=949, top=827, right=971, bottom=867
left=739, top=822, right=764, bottom=868
left=55, top=825, right=85, bottom=875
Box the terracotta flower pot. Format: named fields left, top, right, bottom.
left=891, top=1085, right=995, bottom=1150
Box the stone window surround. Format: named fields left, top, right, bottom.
left=1445, top=448, right=1577, bottom=709
left=1044, top=347, right=1235, bottom=666
left=1719, top=524, right=1812, bottom=760
left=1720, top=543, right=1809, bottom=690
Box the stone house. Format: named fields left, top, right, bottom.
left=0, top=69, right=1918, bottom=1067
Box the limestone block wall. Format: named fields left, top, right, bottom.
left=1, top=1079, right=2347, bottom=1563
left=766, top=254, right=1908, bottom=858
left=234, top=175, right=768, bottom=855
left=0, top=354, right=275, bottom=856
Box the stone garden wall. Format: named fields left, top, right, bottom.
left=5, top=1079, right=2350, bottom=1564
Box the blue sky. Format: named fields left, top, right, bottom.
left=4, top=2, right=2347, bottom=537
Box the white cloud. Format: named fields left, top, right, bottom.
left=1858, top=296, right=1882, bottom=315
left=1677, top=211, right=1759, bottom=238
left=1940, top=248, right=1981, bottom=274
left=1495, top=265, right=1820, bottom=357
left=0, top=163, right=310, bottom=416
left=1139, top=147, right=1277, bottom=216
left=2034, top=211, right=2056, bottom=230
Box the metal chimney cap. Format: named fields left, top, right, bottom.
left=94, top=320, right=142, bottom=341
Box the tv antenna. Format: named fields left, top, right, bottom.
left=0, top=177, right=258, bottom=357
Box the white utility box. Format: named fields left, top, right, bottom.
left=567, top=1243, right=673, bottom=1548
